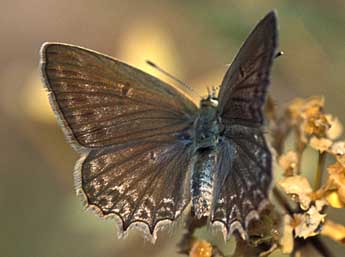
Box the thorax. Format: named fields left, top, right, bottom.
left=193, top=97, right=221, bottom=150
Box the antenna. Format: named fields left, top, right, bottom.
left=146, top=60, right=201, bottom=98
left=275, top=51, right=284, bottom=59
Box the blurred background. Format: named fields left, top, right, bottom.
left=1, top=0, right=345, bottom=256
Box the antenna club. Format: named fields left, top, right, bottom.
left=146, top=60, right=157, bottom=68
left=275, top=51, right=284, bottom=58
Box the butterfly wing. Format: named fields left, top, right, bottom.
left=217, top=11, right=277, bottom=126
left=40, top=43, right=197, bottom=239
left=211, top=12, right=277, bottom=238
left=78, top=140, right=192, bottom=240
left=40, top=43, right=197, bottom=149
left=212, top=126, right=272, bottom=239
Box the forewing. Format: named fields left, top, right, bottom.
left=40, top=43, right=197, bottom=149
left=218, top=11, right=277, bottom=126
left=211, top=125, right=272, bottom=239
left=77, top=140, right=192, bottom=239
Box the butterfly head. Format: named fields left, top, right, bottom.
left=200, top=86, right=218, bottom=108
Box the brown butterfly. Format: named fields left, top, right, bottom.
left=40, top=11, right=278, bottom=241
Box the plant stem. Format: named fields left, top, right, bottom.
left=295, top=130, right=306, bottom=175
left=272, top=186, right=293, bottom=215
left=314, top=152, right=326, bottom=190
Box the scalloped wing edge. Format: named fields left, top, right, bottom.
left=73, top=151, right=185, bottom=243
left=211, top=130, right=275, bottom=241
left=211, top=199, right=270, bottom=241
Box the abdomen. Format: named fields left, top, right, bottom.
left=191, top=148, right=218, bottom=218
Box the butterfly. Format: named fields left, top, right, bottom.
left=40, top=11, right=277, bottom=241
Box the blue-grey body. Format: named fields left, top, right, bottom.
left=192, top=97, right=221, bottom=218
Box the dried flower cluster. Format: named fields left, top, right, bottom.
left=274, top=96, right=345, bottom=254
left=179, top=96, right=345, bottom=257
